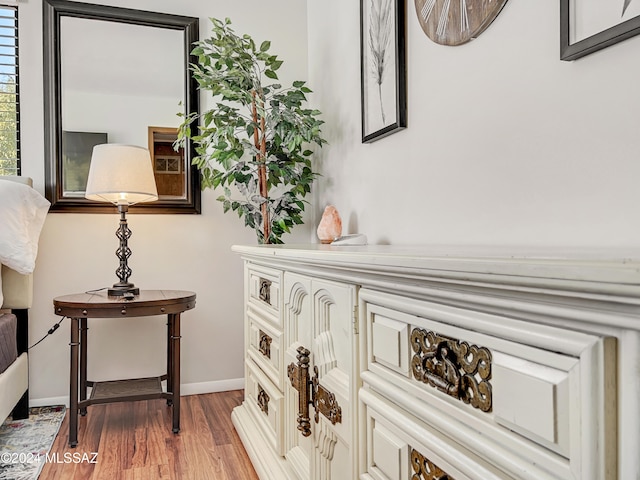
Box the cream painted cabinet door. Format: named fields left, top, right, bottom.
left=283, top=272, right=357, bottom=480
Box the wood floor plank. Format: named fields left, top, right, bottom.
left=202, top=391, right=236, bottom=447
left=139, top=400, right=170, bottom=468
left=182, top=431, right=225, bottom=480
left=72, top=403, right=105, bottom=479
left=219, top=443, right=261, bottom=480
left=39, top=413, right=78, bottom=480
left=164, top=427, right=187, bottom=479
left=92, top=403, right=130, bottom=479
left=40, top=391, right=257, bottom=480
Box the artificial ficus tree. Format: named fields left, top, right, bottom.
left=178, top=17, right=326, bottom=244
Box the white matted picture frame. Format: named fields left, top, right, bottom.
left=561, top=0, right=640, bottom=60
left=360, top=0, right=407, bottom=143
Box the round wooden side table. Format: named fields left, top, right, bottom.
left=53, top=290, right=196, bottom=447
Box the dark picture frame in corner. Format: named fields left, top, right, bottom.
left=61, top=131, right=107, bottom=197
left=360, top=0, right=406, bottom=143
left=561, top=0, right=640, bottom=60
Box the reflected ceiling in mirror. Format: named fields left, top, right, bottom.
left=43, top=0, right=200, bottom=213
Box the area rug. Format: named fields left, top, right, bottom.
left=0, top=406, right=65, bottom=480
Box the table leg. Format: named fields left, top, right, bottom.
left=171, top=313, right=181, bottom=433
left=79, top=318, right=88, bottom=416
left=69, top=317, right=79, bottom=447
left=166, top=316, right=174, bottom=406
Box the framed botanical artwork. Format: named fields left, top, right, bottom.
left=361, top=0, right=407, bottom=143
left=561, top=0, right=640, bottom=60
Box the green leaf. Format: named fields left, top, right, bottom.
left=264, top=69, right=278, bottom=80
left=260, top=40, right=271, bottom=52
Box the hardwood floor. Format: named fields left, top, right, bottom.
left=40, top=390, right=259, bottom=480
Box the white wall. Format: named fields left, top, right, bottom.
left=61, top=17, right=184, bottom=145
left=20, top=0, right=309, bottom=403
left=63, top=91, right=180, bottom=145
left=308, top=1, right=640, bottom=252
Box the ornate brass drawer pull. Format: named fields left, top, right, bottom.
left=257, top=384, right=270, bottom=415
left=287, top=346, right=312, bottom=436
left=258, top=278, right=272, bottom=305
left=411, top=328, right=492, bottom=413
left=312, top=366, right=342, bottom=425
left=411, top=449, right=454, bottom=480
left=287, top=345, right=342, bottom=437
left=259, top=330, right=272, bottom=359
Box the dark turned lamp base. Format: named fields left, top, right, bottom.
left=109, top=204, right=139, bottom=298
left=108, top=284, right=140, bottom=297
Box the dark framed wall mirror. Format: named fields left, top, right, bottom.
left=43, top=0, right=201, bottom=213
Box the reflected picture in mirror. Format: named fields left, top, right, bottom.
left=61, top=130, right=107, bottom=197
left=43, top=0, right=200, bottom=213
left=148, top=126, right=184, bottom=197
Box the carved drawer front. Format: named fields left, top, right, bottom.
left=248, top=264, right=281, bottom=323
left=247, top=310, right=283, bottom=389
left=361, top=388, right=508, bottom=480
left=359, top=289, right=617, bottom=480
left=245, top=359, right=284, bottom=456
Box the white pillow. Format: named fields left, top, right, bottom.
left=0, top=180, right=50, bottom=275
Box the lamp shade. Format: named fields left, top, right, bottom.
left=85, top=144, right=158, bottom=205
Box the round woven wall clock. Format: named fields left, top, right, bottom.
left=414, top=0, right=509, bottom=46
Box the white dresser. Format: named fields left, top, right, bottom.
left=231, top=245, right=640, bottom=480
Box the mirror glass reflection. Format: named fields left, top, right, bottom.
left=59, top=18, right=185, bottom=200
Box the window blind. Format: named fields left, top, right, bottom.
left=0, top=5, right=19, bottom=175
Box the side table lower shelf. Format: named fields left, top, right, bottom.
left=86, top=376, right=170, bottom=404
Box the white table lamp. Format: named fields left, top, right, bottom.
left=85, top=144, right=158, bottom=296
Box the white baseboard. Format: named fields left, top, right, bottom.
left=30, top=395, right=68, bottom=408
left=29, top=377, right=245, bottom=408
left=180, top=377, right=244, bottom=396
